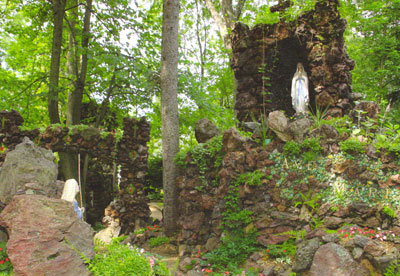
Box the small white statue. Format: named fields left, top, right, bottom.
left=61, top=179, right=84, bottom=219
left=291, top=62, right=309, bottom=115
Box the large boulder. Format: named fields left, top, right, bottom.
left=288, top=117, right=312, bottom=143
left=0, top=137, right=58, bottom=204
left=0, top=195, right=94, bottom=276
left=222, top=128, right=246, bottom=153
left=268, top=111, right=293, bottom=142
left=292, top=237, right=320, bottom=272
left=350, top=101, right=380, bottom=121
left=310, top=242, right=366, bottom=276
left=195, top=118, right=219, bottom=143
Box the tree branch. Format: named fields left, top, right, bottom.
left=204, top=0, right=231, bottom=50
left=235, top=0, right=247, bottom=21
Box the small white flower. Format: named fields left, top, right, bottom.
left=377, top=227, right=381, bottom=231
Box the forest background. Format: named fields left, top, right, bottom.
left=1, top=0, right=399, bottom=150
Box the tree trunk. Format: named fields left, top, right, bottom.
left=161, top=0, right=180, bottom=236
left=66, top=0, right=93, bottom=217
left=204, top=0, right=230, bottom=50
left=67, top=0, right=93, bottom=125
left=59, top=0, right=79, bottom=183
left=48, top=0, right=67, bottom=124
left=204, top=0, right=247, bottom=51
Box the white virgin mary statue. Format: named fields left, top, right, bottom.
left=291, top=62, right=309, bottom=114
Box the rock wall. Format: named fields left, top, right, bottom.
left=175, top=128, right=400, bottom=274
left=0, top=110, right=150, bottom=232
left=231, top=0, right=355, bottom=122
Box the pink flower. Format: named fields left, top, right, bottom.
left=149, top=257, right=155, bottom=268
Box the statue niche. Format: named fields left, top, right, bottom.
left=231, top=0, right=355, bottom=122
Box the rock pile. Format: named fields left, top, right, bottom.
left=0, top=140, right=94, bottom=276
left=175, top=127, right=400, bottom=275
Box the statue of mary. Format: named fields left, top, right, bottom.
left=291, top=62, right=309, bottom=115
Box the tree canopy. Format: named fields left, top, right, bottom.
left=0, top=0, right=399, bottom=149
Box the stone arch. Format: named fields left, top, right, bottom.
left=0, top=110, right=151, bottom=233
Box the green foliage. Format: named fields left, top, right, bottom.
left=236, top=170, right=269, bottom=187
left=68, top=124, right=89, bottom=135
left=174, top=135, right=223, bottom=188
left=320, top=115, right=353, bottom=136
left=283, top=141, right=302, bottom=156
left=148, top=236, right=169, bottom=248
left=86, top=237, right=171, bottom=276
left=340, top=0, right=400, bottom=104
left=92, top=223, right=105, bottom=232
left=294, top=190, right=321, bottom=211
left=283, top=138, right=321, bottom=160
left=0, top=242, right=12, bottom=274
left=374, top=121, right=400, bottom=156
left=382, top=205, right=397, bottom=218
left=145, top=154, right=163, bottom=198
left=266, top=239, right=297, bottom=258
left=309, top=106, right=329, bottom=128
left=249, top=112, right=271, bottom=148
left=278, top=230, right=306, bottom=241
left=339, top=137, right=367, bottom=154
left=202, top=232, right=258, bottom=272
left=384, top=260, right=400, bottom=276
left=243, top=0, right=316, bottom=26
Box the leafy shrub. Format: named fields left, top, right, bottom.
left=283, top=138, right=321, bottom=158
left=283, top=141, right=302, bottom=156
left=202, top=232, right=258, bottom=272
left=148, top=236, right=169, bottom=248
left=86, top=237, right=171, bottom=276
left=265, top=239, right=297, bottom=258
left=374, top=121, right=400, bottom=156
left=235, top=170, right=270, bottom=186
left=302, top=138, right=322, bottom=153
left=339, top=137, right=367, bottom=154
left=320, top=115, right=352, bottom=136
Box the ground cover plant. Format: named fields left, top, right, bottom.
left=0, top=242, right=12, bottom=276
left=83, top=236, right=171, bottom=276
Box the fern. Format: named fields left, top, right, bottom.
left=277, top=230, right=306, bottom=241
left=385, top=260, right=400, bottom=276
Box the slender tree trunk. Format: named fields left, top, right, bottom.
left=59, top=0, right=79, bottom=184
left=203, top=0, right=247, bottom=51
left=67, top=0, right=93, bottom=125
left=48, top=0, right=67, bottom=124
left=161, top=0, right=180, bottom=236
left=204, top=0, right=231, bottom=50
